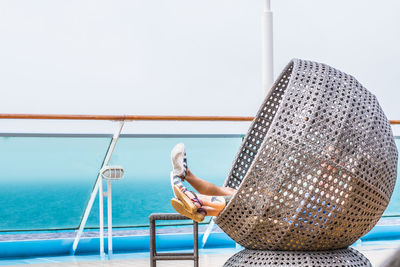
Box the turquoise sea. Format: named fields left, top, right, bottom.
left=0, top=136, right=399, bottom=232
left=0, top=136, right=242, bottom=230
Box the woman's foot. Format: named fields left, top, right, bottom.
left=173, top=184, right=203, bottom=213
left=171, top=198, right=206, bottom=223
left=171, top=143, right=188, bottom=179
left=170, top=171, right=202, bottom=212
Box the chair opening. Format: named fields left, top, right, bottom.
left=223, top=61, right=294, bottom=189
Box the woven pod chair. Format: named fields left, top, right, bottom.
left=215, top=59, right=398, bottom=251
left=223, top=248, right=372, bottom=267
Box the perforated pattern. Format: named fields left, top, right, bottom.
left=215, top=59, right=398, bottom=250
left=223, top=248, right=371, bottom=267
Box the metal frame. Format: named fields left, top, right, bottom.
left=71, top=121, right=125, bottom=256
left=107, top=179, right=113, bottom=256
left=150, top=213, right=198, bottom=267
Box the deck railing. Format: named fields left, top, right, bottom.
left=0, top=114, right=399, bottom=255
left=0, top=114, right=254, bottom=121
left=0, top=113, right=399, bottom=124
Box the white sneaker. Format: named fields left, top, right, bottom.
left=171, top=143, right=188, bottom=178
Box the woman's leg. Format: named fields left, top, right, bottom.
left=185, top=169, right=236, bottom=196
left=202, top=206, right=222, bottom=217
left=199, top=195, right=226, bottom=210
left=173, top=175, right=230, bottom=215
left=197, top=195, right=226, bottom=216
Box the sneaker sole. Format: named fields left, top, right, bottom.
left=170, top=198, right=204, bottom=223
left=173, top=185, right=198, bottom=214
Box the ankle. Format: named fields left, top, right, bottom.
left=173, top=176, right=185, bottom=189
left=185, top=169, right=193, bottom=180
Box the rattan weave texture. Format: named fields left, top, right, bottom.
left=223, top=248, right=371, bottom=267
left=215, top=59, right=398, bottom=250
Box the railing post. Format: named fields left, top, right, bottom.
left=99, top=177, right=105, bottom=258
left=71, top=121, right=124, bottom=255
left=107, top=179, right=113, bottom=257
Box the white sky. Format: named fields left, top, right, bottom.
left=0, top=0, right=399, bottom=134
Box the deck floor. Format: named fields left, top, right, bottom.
left=9, top=255, right=231, bottom=267
left=3, top=243, right=400, bottom=267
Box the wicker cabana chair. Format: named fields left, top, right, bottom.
left=224, top=248, right=372, bottom=267
left=215, top=59, right=398, bottom=253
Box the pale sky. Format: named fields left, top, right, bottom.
left=0, top=0, right=399, bottom=134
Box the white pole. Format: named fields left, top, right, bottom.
left=107, top=180, right=113, bottom=257
left=71, top=121, right=124, bottom=255
left=99, top=179, right=105, bottom=258
left=201, top=218, right=215, bottom=248
left=262, top=0, right=274, bottom=98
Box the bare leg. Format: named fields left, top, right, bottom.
left=199, top=195, right=226, bottom=210
left=197, top=195, right=226, bottom=216
left=202, top=206, right=222, bottom=217
left=185, top=169, right=235, bottom=196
